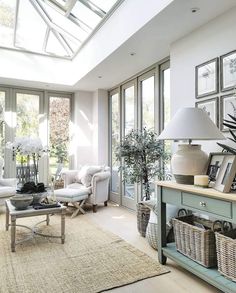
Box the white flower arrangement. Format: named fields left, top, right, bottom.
left=6, top=136, right=49, bottom=184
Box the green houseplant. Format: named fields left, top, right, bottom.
left=217, top=113, right=236, bottom=190
left=217, top=113, right=236, bottom=154
left=116, top=128, right=170, bottom=236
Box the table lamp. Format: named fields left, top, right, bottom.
left=158, top=107, right=225, bottom=184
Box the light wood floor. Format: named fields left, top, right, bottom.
left=84, top=202, right=222, bottom=293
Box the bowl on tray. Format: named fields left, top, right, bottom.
left=10, top=195, right=33, bottom=210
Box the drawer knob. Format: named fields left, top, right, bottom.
left=199, top=201, right=206, bottom=207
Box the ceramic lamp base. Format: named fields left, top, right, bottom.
left=171, top=144, right=208, bottom=185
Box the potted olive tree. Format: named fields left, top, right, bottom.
left=116, top=128, right=170, bottom=236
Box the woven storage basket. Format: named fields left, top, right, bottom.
left=172, top=213, right=218, bottom=268
left=54, top=179, right=64, bottom=190
left=137, top=202, right=150, bottom=237
left=215, top=228, right=236, bottom=282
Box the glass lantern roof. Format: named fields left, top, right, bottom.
left=0, top=0, right=120, bottom=59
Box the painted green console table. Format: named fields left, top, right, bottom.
left=157, top=181, right=236, bottom=293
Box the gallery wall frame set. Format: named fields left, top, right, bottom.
left=195, top=58, right=219, bottom=99
left=196, top=97, right=218, bottom=126
left=206, top=152, right=236, bottom=193
left=196, top=50, right=236, bottom=98
left=220, top=50, right=236, bottom=92
left=219, top=93, right=236, bottom=131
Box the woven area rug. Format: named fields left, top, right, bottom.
left=0, top=213, right=169, bottom=293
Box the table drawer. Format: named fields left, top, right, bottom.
left=182, top=192, right=232, bottom=218
left=162, top=188, right=181, bottom=205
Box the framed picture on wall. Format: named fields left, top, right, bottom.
left=214, top=154, right=236, bottom=193
left=220, top=94, right=236, bottom=131
left=195, top=97, right=218, bottom=126
left=195, top=58, right=219, bottom=99
left=220, top=50, right=236, bottom=91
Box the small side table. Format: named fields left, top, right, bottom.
left=5, top=200, right=66, bottom=252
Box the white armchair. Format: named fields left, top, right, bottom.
left=0, top=158, right=17, bottom=205
left=0, top=178, right=17, bottom=205
left=61, top=166, right=110, bottom=213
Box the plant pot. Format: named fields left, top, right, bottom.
left=137, top=202, right=150, bottom=237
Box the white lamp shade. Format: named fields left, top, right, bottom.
left=158, top=107, right=225, bottom=140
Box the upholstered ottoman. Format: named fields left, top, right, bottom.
left=54, top=188, right=89, bottom=218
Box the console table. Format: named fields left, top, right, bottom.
left=157, top=181, right=236, bottom=293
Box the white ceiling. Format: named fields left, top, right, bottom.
left=1, top=0, right=236, bottom=92
left=74, top=0, right=236, bottom=91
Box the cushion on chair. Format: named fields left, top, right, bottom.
left=0, top=186, right=16, bottom=198
left=54, top=188, right=89, bottom=202
left=67, top=183, right=92, bottom=193
left=76, top=165, right=102, bottom=187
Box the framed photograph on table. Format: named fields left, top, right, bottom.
left=206, top=152, right=227, bottom=187
left=195, top=97, right=218, bottom=126
left=220, top=50, right=236, bottom=91
left=195, top=58, right=219, bottom=99
left=220, top=94, right=236, bottom=131
left=214, top=154, right=236, bottom=193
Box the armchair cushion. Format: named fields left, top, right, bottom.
left=0, top=178, right=17, bottom=200
left=76, top=165, right=102, bottom=187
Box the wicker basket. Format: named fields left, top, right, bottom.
left=137, top=202, right=150, bottom=237
left=215, top=228, right=236, bottom=282
left=54, top=179, right=64, bottom=190
left=172, top=213, right=219, bottom=268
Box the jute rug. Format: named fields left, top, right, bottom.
left=0, top=212, right=169, bottom=293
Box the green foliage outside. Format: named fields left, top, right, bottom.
left=116, top=128, right=171, bottom=201
left=49, top=97, right=70, bottom=175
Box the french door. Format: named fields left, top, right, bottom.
left=1, top=86, right=72, bottom=185
left=109, top=60, right=170, bottom=211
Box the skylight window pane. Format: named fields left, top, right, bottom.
left=15, top=0, right=47, bottom=52
left=0, top=0, right=16, bottom=47
left=40, top=0, right=88, bottom=41
left=46, top=30, right=68, bottom=56
left=63, top=34, right=81, bottom=52
left=91, top=0, right=117, bottom=12
left=72, top=1, right=101, bottom=29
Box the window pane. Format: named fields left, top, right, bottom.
left=49, top=97, right=70, bottom=179
left=40, top=0, right=88, bottom=42
left=124, top=85, right=135, bottom=199
left=46, top=30, right=68, bottom=56
left=0, top=0, right=16, bottom=47
left=142, top=75, right=154, bottom=130
left=91, top=0, right=117, bottom=12
left=124, top=86, right=134, bottom=135
left=72, top=1, right=101, bottom=29
left=16, top=93, right=39, bottom=137
left=111, top=93, right=119, bottom=193
left=164, top=68, right=170, bottom=127
left=163, top=67, right=171, bottom=177
left=16, top=93, right=40, bottom=183
left=15, top=0, right=47, bottom=52
left=0, top=91, right=5, bottom=159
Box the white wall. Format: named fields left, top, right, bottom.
left=72, top=89, right=108, bottom=167
left=92, top=89, right=109, bottom=165
left=72, top=91, right=94, bottom=167
left=170, top=7, right=236, bottom=153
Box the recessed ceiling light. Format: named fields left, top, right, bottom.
left=191, top=7, right=199, bottom=13
left=130, top=52, right=136, bottom=56
left=98, top=76, right=102, bottom=79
